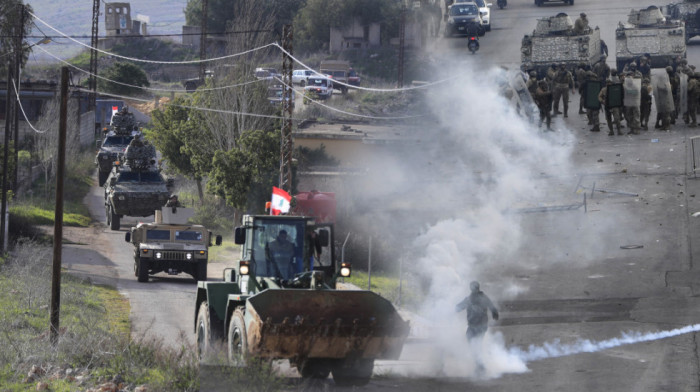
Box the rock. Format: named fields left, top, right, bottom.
left=36, top=382, right=49, bottom=391
left=134, top=386, right=148, bottom=392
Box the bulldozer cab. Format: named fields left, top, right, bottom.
left=235, top=215, right=335, bottom=287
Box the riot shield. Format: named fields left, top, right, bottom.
left=652, top=72, right=675, bottom=114
left=510, top=72, right=537, bottom=120
left=680, top=73, right=688, bottom=115
left=583, top=80, right=602, bottom=110
left=606, top=83, right=624, bottom=108
left=623, top=78, right=641, bottom=107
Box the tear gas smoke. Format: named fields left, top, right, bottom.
left=512, top=324, right=700, bottom=362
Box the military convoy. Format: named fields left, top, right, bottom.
left=125, top=207, right=222, bottom=282
left=615, top=6, right=686, bottom=71
left=194, top=214, right=409, bottom=386
left=521, top=13, right=603, bottom=76
left=665, top=0, right=700, bottom=43
left=104, top=136, right=172, bottom=230
left=95, top=107, right=141, bottom=186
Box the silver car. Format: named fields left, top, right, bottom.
left=292, top=69, right=314, bottom=86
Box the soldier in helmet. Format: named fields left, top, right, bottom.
left=688, top=72, right=699, bottom=127
left=535, top=80, right=553, bottom=130
left=640, top=77, right=653, bottom=130
left=526, top=70, right=539, bottom=96
left=667, top=66, right=681, bottom=125
left=552, top=63, right=574, bottom=117
left=165, top=194, right=182, bottom=208
left=599, top=77, right=623, bottom=136
left=573, top=12, right=589, bottom=35
left=456, top=281, right=499, bottom=341
left=576, top=63, right=588, bottom=114
left=594, top=56, right=611, bottom=82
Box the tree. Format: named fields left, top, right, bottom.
left=0, top=1, right=34, bottom=75
left=184, top=0, right=304, bottom=37
left=97, top=62, right=150, bottom=96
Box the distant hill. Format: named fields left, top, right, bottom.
left=26, top=0, right=189, bottom=60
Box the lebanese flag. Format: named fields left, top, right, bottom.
left=270, top=186, right=291, bottom=215
left=112, top=106, right=119, bottom=116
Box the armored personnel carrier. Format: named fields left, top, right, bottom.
left=521, top=13, right=603, bottom=76
left=95, top=108, right=141, bottom=186
left=104, top=136, right=172, bottom=230
left=125, top=207, right=222, bottom=282
left=666, top=0, right=700, bottom=43
left=615, top=6, right=686, bottom=71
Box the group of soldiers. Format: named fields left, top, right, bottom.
left=526, top=55, right=700, bottom=135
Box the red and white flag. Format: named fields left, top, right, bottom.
left=270, top=186, right=291, bottom=215
left=112, top=106, right=119, bottom=117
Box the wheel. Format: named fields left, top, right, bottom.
left=332, top=359, right=374, bottom=387
left=196, top=260, right=207, bottom=281
left=105, top=205, right=110, bottom=226
left=136, top=257, right=149, bottom=282
left=109, top=206, right=120, bottom=231
left=196, top=302, right=217, bottom=361
left=478, top=26, right=486, bottom=37
left=299, top=359, right=331, bottom=379
left=98, top=171, right=109, bottom=186
left=227, top=309, right=248, bottom=366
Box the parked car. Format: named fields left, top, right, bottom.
left=292, top=69, right=315, bottom=86
left=455, top=0, right=491, bottom=31
left=254, top=67, right=279, bottom=80
left=445, top=2, right=485, bottom=37
left=303, top=76, right=334, bottom=103
left=348, top=68, right=361, bottom=87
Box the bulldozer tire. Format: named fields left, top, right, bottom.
left=196, top=302, right=215, bottom=361
left=98, top=171, right=109, bottom=187
left=227, top=309, right=248, bottom=366
left=109, top=206, right=120, bottom=231
left=196, top=260, right=207, bottom=281
left=299, top=359, right=331, bottom=379
left=332, top=359, right=374, bottom=387
left=136, top=257, right=149, bottom=283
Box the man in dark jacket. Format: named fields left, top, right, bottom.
left=456, top=281, right=499, bottom=340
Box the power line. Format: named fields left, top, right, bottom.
left=2, top=30, right=273, bottom=39
left=11, top=77, right=47, bottom=134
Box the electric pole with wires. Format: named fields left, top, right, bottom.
left=199, top=0, right=208, bottom=82
left=279, top=24, right=294, bottom=193
left=89, top=0, right=99, bottom=111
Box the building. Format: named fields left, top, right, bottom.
left=102, top=2, right=149, bottom=48
left=330, top=19, right=381, bottom=54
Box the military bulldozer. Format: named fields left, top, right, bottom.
left=615, top=6, right=686, bottom=71
left=194, top=214, right=409, bottom=386
left=521, top=13, right=603, bottom=76
left=666, top=0, right=700, bottom=43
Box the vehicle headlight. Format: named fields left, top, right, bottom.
left=155, top=252, right=162, bottom=259
left=340, top=262, right=351, bottom=278
left=199, top=250, right=206, bottom=256
left=239, top=260, right=250, bottom=275
left=186, top=253, right=193, bottom=260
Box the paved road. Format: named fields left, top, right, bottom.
left=63, top=1, right=700, bottom=390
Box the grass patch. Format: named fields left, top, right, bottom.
left=345, top=270, right=423, bottom=311
left=208, top=239, right=239, bottom=264
left=9, top=204, right=91, bottom=227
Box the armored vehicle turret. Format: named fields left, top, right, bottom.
left=615, top=6, right=686, bottom=71
left=95, top=107, right=142, bottom=186
left=666, top=0, right=700, bottom=43
left=521, top=13, right=603, bottom=76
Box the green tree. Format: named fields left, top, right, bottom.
left=185, top=0, right=304, bottom=37
left=0, top=1, right=34, bottom=75
left=97, top=62, right=150, bottom=96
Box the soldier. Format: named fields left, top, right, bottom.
left=573, top=12, right=589, bottom=35
left=266, top=230, right=296, bottom=280
left=455, top=281, right=499, bottom=341
left=640, top=78, right=653, bottom=130
left=594, top=56, right=611, bottom=82
left=624, top=73, right=643, bottom=134
left=638, top=56, right=651, bottom=79
left=576, top=63, right=588, bottom=114
left=526, top=70, right=539, bottom=96
left=583, top=69, right=601, bottom=132
left=667, top=66, right=681, bottom=124
left=552, top=63, right=574, bottom=117
left=535, top=80, right=553, bottom=130
left=653, top=71, right=675, bottom=132
left=688, top=72, right=699, bottom=127
left=599, top=79, right=623, bottom=136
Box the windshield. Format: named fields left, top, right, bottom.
left=252, top=220, right=305, bottom=280
left=146, top=230, right=170, bottom=241
left=117, top=171, right=164, bottom=183
left=473, top=0, right=485, bottom=7
left=103, top=136, right=133, bottom=147
left=308, top=78, right=328, bottom=87
left=451, top=5, right=478, bottom=16
left=176, top=230, right=203, bottom=241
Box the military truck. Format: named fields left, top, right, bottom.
left=194, top=214, right=409, bottom=386
left=665, top=1, right=700, bottom=43
left=104, top=137, right=172, bottom=230
left=521, top=13, right=603, bottom=76
left=125, top=207, right=223, bottom=282
left=95, top=108, right=141, bottom=186
left=320, top=60, right=351, bottom=94
left=615, top=6, right=686, bottom=72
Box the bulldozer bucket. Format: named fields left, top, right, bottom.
left=244, top=289, right=409, bottom=360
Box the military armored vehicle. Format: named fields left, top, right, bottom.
left=95, top=108, right=141, bottom=186
left=125, top=207, right=223, bottom=282
left=615, top=6, right=686, bottom=72
left=104, top=137, right=171, bottom=230
left=521, top=13, right=603, bottom=76
left=666, top=0, right=700, bottom=43
left=195, top=214, right=409, bottom=386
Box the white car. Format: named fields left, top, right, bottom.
left=303, top=76, right=334, bottom=102
left=292, top=69, right=314, bottom=86
left=455, top=0, right=491, bottom=31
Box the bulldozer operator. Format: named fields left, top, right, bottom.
left=265, top=230, right=296, bottom=280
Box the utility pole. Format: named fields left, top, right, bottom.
left=12, top=4, right=25, bottom=193
left=49, top=66, right=69, bottom=346
left=1, top=58, right=13, bottom=253
left=398, top=6, right=406, bottom=88
left=279, top=25, right=294, bottom=193
left=89, top=0, right=100, bottom=111
left=199, top=0, right=209, bottom=82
